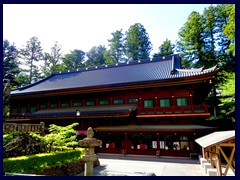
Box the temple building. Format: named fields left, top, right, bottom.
left=8, top=54, right=219, bottom=157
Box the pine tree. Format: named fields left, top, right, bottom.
left=20, top=36, right=43, bottom=84
left=3, top=40, right=20, bottom=87
left=223, top=4, right=235, bottom=57
left=153, top=39, right=175, bottom=57
left=62, top=49, right=85, bottom=70
left=41, top=41, right=63, bottom=77
left=125, top=23, right=152, bottom=61
left=107, top=29, right=125, bottom=63
left=177, top=11, right=205, bottom=68
left=85, top=45, right=107, bottom=67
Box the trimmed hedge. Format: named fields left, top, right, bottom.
left=3, top=148, right=84, bottom=174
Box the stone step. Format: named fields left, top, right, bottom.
left=207, top=168, right=217, bottom=176
left=200, top=158, right=208, bottom=168
left=204, top=163, right=212, bottom=174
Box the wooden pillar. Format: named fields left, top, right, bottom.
left=27, top=104, right=30, bottom=113
left=110, top=98, right=112, bottom=105
left=157, top=133, right=160, bottom=149
left=125, top=133, right=128, bottom=153
left=216, top=145, right=222, bottom=176
left=171, top=95, right=175, bottom=106
left=210, top=147, right=214, bottom=168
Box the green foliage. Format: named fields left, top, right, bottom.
left=3, top=39, right=20, bottom=87
left=125, top=23, right=152, bottom=61
left=41, top=42, right=65, bottom=76
left=3, top=131, right=23, bottom=143
left=3, top=149, right=83, bottom=174
left=49, top=41, right=62, bottom=66
left=3, top=132, right=48, bottom=158
left=62, top=49, right=85, bottom=70
left=177, top=4, right=235, bottom=71
left=15, top=72, right=31, bottom=87
left=29, top=132, right=44, bottom=141
left=153, top=38, right=175, bottom=57
left=218, top=72, right=235, bottom=121
left=223, top=4, right=235, bottom=57
left=3, top=134, right=14, bottom=143
left=103, top=50, right=116, bottom=65
left=20, top=36, right=44, bottom=84
left=107, top=29, right=126, bottom=63
left=85, top=45, right=107, bottom=67
left=177, top=11, right=205, bottom=68
left=43, top=123, right=79, bottom=151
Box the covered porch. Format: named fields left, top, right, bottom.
left=94, top=125, right=218, bottom=157
left=195, top=130, right=235, bottom=176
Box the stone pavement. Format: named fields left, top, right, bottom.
left=77, top=154, right=206, bottom=176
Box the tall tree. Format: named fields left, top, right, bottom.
left=153, top=39, right=175, bottom=57
left=20, top=36, right=43, bottom=84
left=124, top=23, right=152, bottom=61
left=103, top=50, right=116, bottom=65
left=62, top=49, right=85, bottom=70
left=41, top=42, right=63, bottom=77
left=214, top=4, right=235, bottom=72
left=41, top=52, right=51, bottom=77
left=107, top=29, right=125, bottom=63
left=3, top=40, right=20, bottom=122
left=3, top=40, right=20, bottom=87
left=50, top=41, right=62, bottom=66
left=15, top=73, right=31, bottom=87
left=85, top=45, right=107, bottom=67
left=202, top=5, right=218, bottom=68
left=217, top=72, right=235, bottom=122
left=222, top=5, right=235, bottom=57
left=177, top=11, right=205, bottom=68
left=177, top=5, right=235, bottom=118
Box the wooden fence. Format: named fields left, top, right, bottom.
left=3, top=122, right=45, bottom=134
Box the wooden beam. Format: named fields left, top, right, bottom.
left=218, top=146, right=235, bottom=176
left=219, top=143, right=235, bottom=147
left=7, top=114, right=130, bottom=122
left=216, top=145, right=222, bottom=176
left=136, top=113, right=210, bottom=118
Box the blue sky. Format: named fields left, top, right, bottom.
left=3, top=4, right=212, bottom=57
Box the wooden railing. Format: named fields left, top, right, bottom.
left=138, top=104, right=208, bottom=116
left=3, top=122, right=45, bottom=134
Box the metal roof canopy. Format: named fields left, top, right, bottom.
left=11, top=54, right=217, bottom=96
left=195, top=130, right=235, bottom=148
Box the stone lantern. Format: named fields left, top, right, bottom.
left=78, top=127, right=102, bottom=176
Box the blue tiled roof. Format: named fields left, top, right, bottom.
left=11, top=54, right=217, bottom=95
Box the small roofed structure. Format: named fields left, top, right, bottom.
left=195, top=130, right=235, bottom=176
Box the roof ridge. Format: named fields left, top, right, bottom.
left=52, top=54, right=179, bottom=75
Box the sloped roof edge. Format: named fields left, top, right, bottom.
left=10, top=54, right=217, bottom=96
left=195, top=130, right=235, bottom=148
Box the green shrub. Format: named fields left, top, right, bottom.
left=3, top=132, right=48, bottom=158
left=3, top=131, right=22, bottom=144
left=3, top=148, right=84, bottom=174
left=51, top=146, right=76, bottom=152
